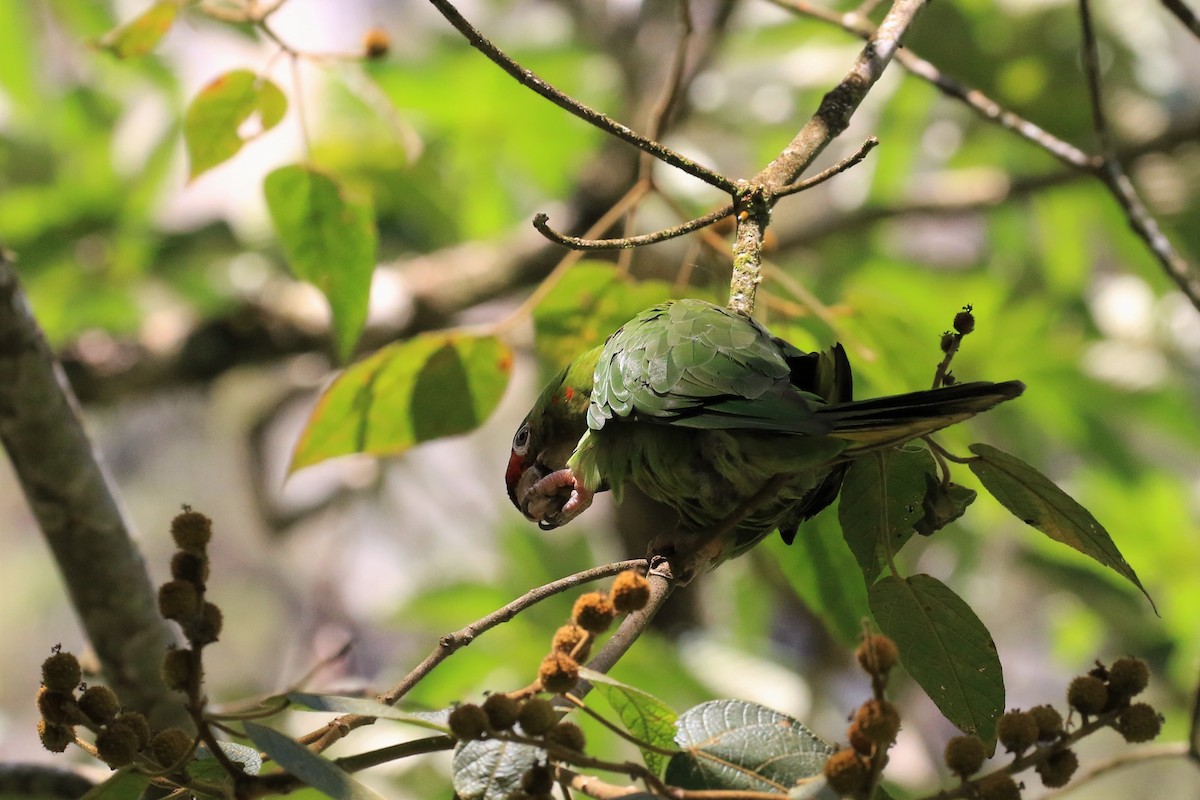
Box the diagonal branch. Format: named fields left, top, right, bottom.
left=0, top=258, right=187, bottom=730
left=424, top=0, right=738, bottom=194
left=1078, top=0, right=1200, bottom=310
left=1160, top=0, right=1200, bottom=38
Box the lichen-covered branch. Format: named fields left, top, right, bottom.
left=0, top=260, right=186, bottom=729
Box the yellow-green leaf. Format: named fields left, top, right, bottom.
left=185, top=69, right=287, bottom=179
left=264, top=165, right=376, bottom=361
left=291, top=333, right=512, bottom=471
left=98, top=1, right=178, bottom=59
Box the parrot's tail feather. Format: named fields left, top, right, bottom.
left=820, top=380, right=1024, bottom=451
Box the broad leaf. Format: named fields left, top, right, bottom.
left=97, top=1, right=177, bottom=58
left=243, top=722, right=384, bottom=800
left=869, top=574, right=1003, bottom=748
left=533, top=262, right=675, bottom=367
left=968, top=444, right=1153, bottom=608
left=185, top=70, right=287, bottom=179
left=665, top=699, right=836, bottom=793
left=579, top=668, right=678, bottom=776
left=264, top=164, right=376, bottom=361
left=452, top=738, right=543, bottom=800
left=79, top=769, right=149, bottom=800
left=291, top=332, right=511, bottom=471
left=839, top=446, right=936, bottom=582
left=288, top=692, right=450, bottom=731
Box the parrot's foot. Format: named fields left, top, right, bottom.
left=522, top=468, right=593, bottom=530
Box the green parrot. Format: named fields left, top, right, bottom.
left=506, top=299, right=1022, bottom=572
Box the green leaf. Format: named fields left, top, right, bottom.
left=291, top=333, right=511, bottom=471
left=869, top=574, right=1004, bottom=748
left=838, top=446, right=936, bottom=582
left=243, top=722, right=384, bottom=800
left=452, top=739, right=543, bottom=800
left=97, top=1, right=177, bottom=59
left=79, top=769, right=149, bottom=800
left=287, top=692, right=451, bottom=732
left=185, top=70, right=287, bottom=179
left=914, top=475, right=976, bottom=536
left=968, top=443, right=1154, bottom=609
left=264, top=164, right=376, bottom=361
left=532, top=262, right=676, bottom=367
left=665, top=699, right=837, bottom=792
left=578, top=668, right=679, bottom=776
left=766, top=514, right=870, bottom=646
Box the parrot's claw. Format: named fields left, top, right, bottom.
left=522, top=468, right=593, bottom=529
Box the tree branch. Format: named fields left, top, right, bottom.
left=424, top=0, right=737, bottom=193
left=1159, top=0, right=1200, bottom=39
left=0, top=259, right=186, bottom=729
left=1078, top=0, right=1200, bottom=311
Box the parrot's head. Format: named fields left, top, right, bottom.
left=505, top=349, right=599, bottom=528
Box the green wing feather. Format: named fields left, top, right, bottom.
left=588, top=299, right=832, bottom=434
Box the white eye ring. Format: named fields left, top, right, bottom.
left=513, top=423, right=531, bottom=456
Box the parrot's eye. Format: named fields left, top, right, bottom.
left=512, top=423, right=531, bottom=456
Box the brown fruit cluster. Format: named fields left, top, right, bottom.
left=996, top=710, right=1039, bottom=754
left=943, top=734, right=986, bottom=779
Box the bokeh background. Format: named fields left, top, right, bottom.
left=1, top=0, right=1198, bottom=796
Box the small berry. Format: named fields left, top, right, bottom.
left=149, top=727, right=194, bottom=769
left=37, top=720, right=75, bottom=753
left=1028, top=704, right=1064, bottom=740
left=482, top=693, right=521, bottom=730
left=96, top=723, right=140, bottom=768
left=1106, top=657, right=1150, bottom=699
left=1113, top=702, right=1161, bottom=743
left=362, top=27, right=390, bottom=59
left=997, top=710, right=1039, bottom=754
left=36, top=687, right=77, bottom=726
left=1035, top=748, right=1078, bottom=789
left=157, top=580, right=199, bottom=621
left=953, top=306, right=975, bottom=335
left=551, top=624, right=590, bottom=660
left=161, top=648, right=195, bottom=692
left=976, top=772, right=1021, bottom=800
left=610, top=570, right=651, bottom=613
left=855, top=635, right=899, bottom=676
left=78, top=685, right=120, bottom=725
left=518, top=698, right=559, bottom=736
left=853, top=699, right=901, bottom=746
left=538, top=651, right=580, bottom=694
left=545, top=721, right=586, bottom=752
left=572, top=592, right=616, bottom=634
left=110, top=712, right=151, bottom=749
left=41, top=651, right=82, bottom=694
left=191, top=601, right=223, bottom=645
left=448, top=703, right=489, bottom=741
left=171, top=509, right=212, bottom=553
left=823, top=748, right=869, bottom=795
left=170, top=551, right=209, bottom=586
left=522, top=763, right=554, bottom=795
left=847, top=720, right=873, bottom=755
left=1067, top=675, right=1107, bottom=715
left=943, top=734, right=986, bottom=778
left=940, top=332, right=957, bottom=353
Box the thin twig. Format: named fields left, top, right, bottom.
left=775, top=136, right=879, bottom=198
left=424, top=0, right=737, bottom=193
left=532, top=206, right=733, bottom=251
left=297, top=559, right=644, bottom=751
left=1159, top=0, right=1200, bottom=39
left=1078, top=0, right=1200, bottom=311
